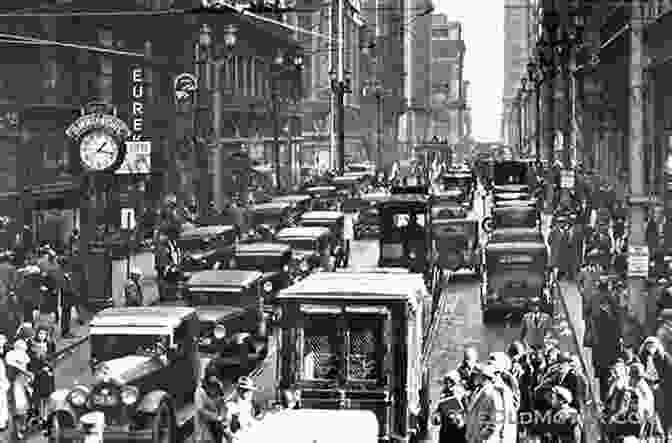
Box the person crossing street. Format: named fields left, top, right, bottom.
left=520, top=297, right=554, bottom=351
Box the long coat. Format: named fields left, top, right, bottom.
left=193, top=385, right=225, bottom=443
left=465, top=382, right=511, bottom=443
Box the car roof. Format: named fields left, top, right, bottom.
left=493, top=205, right=536, bottom=212
left=181, top=225, right=235, bottom=238
left=251, top=201, right=291, bottom=211
left=277, top=272, right=427, bottom=302
left=486, top=241, right=547, bottom=251
left=306, top=185, right=337, bottom=192
left=272, top=194, right=311, bottom=203
left=276, top=226, right=331, bottom=239
left=235, top=242, right=291, bottom=255
left=443, top=172, right=472, bottom=178
left=491, top=227, right=542, bottom=237
left=301, top=211, right=344, bottom=220
left=90, top=306, right=196, bottom=328
left=187, top=270, right=263, bottom=287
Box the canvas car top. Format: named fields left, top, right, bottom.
left=272, top=194, right=311, bottom=203
left=486, top=241, right=547, bottom=252
left=276, top=226, right=331, bottom=239
left=277, top=272, right=427, bottom=301
left=301, top=211, right=344, bottom=221
left=251, top=201, right=292, bottom=212
left=306, top=185, right=337, bottom=193
left=181, top=225, right=235, bottom=238
left=90, top=306, right=196, bottom=329
left=187, top=270, right=263, bottom=288
left=490, top=227, right=543, bottom=241
left=235, top=409, right=379, bottom=443
left=234, top=242, right=291, bottom=255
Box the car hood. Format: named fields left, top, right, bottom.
left=195, top=305, right=247, bottom=324
left=93, top=355, right=166, bottom=385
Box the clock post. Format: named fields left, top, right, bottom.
left=66, top=103, right=131, bottom=312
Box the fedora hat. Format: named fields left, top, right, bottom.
left=236, top=376, right=258, bottom=391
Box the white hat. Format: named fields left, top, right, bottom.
left=13, top=339, right=27, bottom=352
left=5, top=349, right=30, bottom=373
left=130, top=267, right=142, bottom=276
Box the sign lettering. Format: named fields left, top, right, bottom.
left=65, top=113, right=130, bottom=140
left=130, top=67, right=145, bottom=141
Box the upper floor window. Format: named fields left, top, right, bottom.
left=98, top=28, right=113, bottom=48
left=43, top=59, right=59, bottom=89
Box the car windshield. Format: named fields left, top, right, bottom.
left=91, top=334, right=169, bottom=364
left=234, top=255, right=286, bottom=272
left=494, top=163, right=529, bottom=186
left=252, top=213, right=284, bottom=227
left=186, top=289, right=249, bottom=306
left=278, top=238, right=316, bottom=251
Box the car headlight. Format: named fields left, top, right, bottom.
left=300, top=261, right=309, bottom=272
left=229, top=258, right=237, bottom=268
left=264, top=281, right=273, bottom=293
left=283, top=264, right=290, bottom=273
left=409, top=251, right=416, bottom=260
left=120, top=386, right=139, bottom=405
left=214, top=324, right=227, bottom=340
left=67, top=387, right=89, bottom=407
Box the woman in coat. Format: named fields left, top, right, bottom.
left=194, top=370, right=227, bottom=443
left=638, top=336, right=672, bottom=436
left=5, top=340, right=33, bottom=440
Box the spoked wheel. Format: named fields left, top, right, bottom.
left=151, top=402, right=176, bottom=443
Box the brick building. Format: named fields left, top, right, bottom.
left=0, top=0, right=302, bottom=247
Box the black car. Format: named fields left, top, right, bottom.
left=274, top=226, right=333, bottom=276
left=177, top=225, right=238, bottom=272
left=248, top=201, right=294, bottom=233
left=229, top=242, right=295, bottom=304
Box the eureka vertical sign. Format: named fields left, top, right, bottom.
left=130, top=67, right=145, bottom=141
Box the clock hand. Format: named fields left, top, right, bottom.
left=96, top=142, right=108, bottom=153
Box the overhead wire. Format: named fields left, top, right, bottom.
left=0, top=32, right=145, bottom=57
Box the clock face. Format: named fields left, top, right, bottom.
left=80, top=131, right=121, bottom=171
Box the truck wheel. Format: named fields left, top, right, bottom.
left=151, top=402, right=176, bottom=443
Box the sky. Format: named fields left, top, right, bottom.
left=436, top=0, right=504, bottom=142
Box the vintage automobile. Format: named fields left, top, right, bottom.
left=481, top=240, right=551, bottom=321
left=179, top=270, right=269, bottom=353
left=229, top=242, right=295, bottom=302
left=378, top=187, right=442, bottom=305
left=492, top=160, right=535, bottom=194
left=332, top=172, right=370, bottom=195
left=482, top=204, right=540, bottom=232
left=275, top=226, right=333, bottom=277
left=441, top=171, right=475, bottom=208
left=299, top=211, right=346, bottom=267
left=305, top=185, right=339, bottom=210
left=274, top=272, right=435, bottom=443
left=236, top=409, right=379, bottom=443
left=248, top=201, right=294, bottom=233
left=178, top=224, right=238, bottom=272
left=353, top=192, right=389, bottom=239
left=271, top=194, right=312, bottom=220
left=431, top=202, right=468, bottom=220
left=488, top=227, right=545, bottom=245
left=432, top=217, right=481, bottom=275
left=47, top=306, right=200, bottom=443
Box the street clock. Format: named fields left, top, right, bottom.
left=79, top=130, right=123, bottom=171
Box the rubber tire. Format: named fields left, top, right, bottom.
left=151, top=402, right=177, bottom=443
left=48, top=411, right=76, bottom=443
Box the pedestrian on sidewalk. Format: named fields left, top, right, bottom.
left=433, top=371, right=467, bottom=443
left=520, top=298, right=553, bottom=351
left=5, top=339, right=33, bottom=441
left=0, top=344, right=9, bottom=432
left=123, top=268, right=144, bottom=307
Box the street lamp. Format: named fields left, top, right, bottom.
left=194, top=23, right=213, bottom=217
left=330, top=70, right=352, bottom=174
left=271, top=51, right=304, bottom=189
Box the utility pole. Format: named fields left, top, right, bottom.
left=627, top=0, right=650, bottom=341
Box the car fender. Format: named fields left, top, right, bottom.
left=137, top=390, right=173, bottom=415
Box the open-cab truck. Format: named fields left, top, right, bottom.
left=274, top=271, right=435, bottom=443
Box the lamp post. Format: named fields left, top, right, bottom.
left=330, top=70, right=352, bottom=174
left=195, top=24, right=212, bottom=218
left=271, top=51, right=304, bottom=189
left=528, top=60, right=543, bottom=169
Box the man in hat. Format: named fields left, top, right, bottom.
left=123, top=268, right=143, bottom=307
left=457, top=347, right=479, bottom=392
left=464, top=364, right=509, bottom=443
left=221, top=376, right=259, bottom=442
left=542, top=386, right=581, bottom=443
left=433, top=370, right=467, bottom=443
left=520, top=297, right=553, bottom=351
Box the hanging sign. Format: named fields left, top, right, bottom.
left=174, top=73, right=198, bottom=102
left=560, top=169, right=575, bottom=189
left=121, top=208, right=136, bottom=230
left=117, top=67, right=151, bottom=174
left=627, top=245, right=649, bottom=278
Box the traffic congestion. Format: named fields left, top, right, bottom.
left=0, top=152, right=668, bottom=443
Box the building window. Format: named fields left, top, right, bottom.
left=43, top=59, right=59, bottom=89
left=98, top=28, right=113, bottom=48
left=99, top=56, right=113, bottom=102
